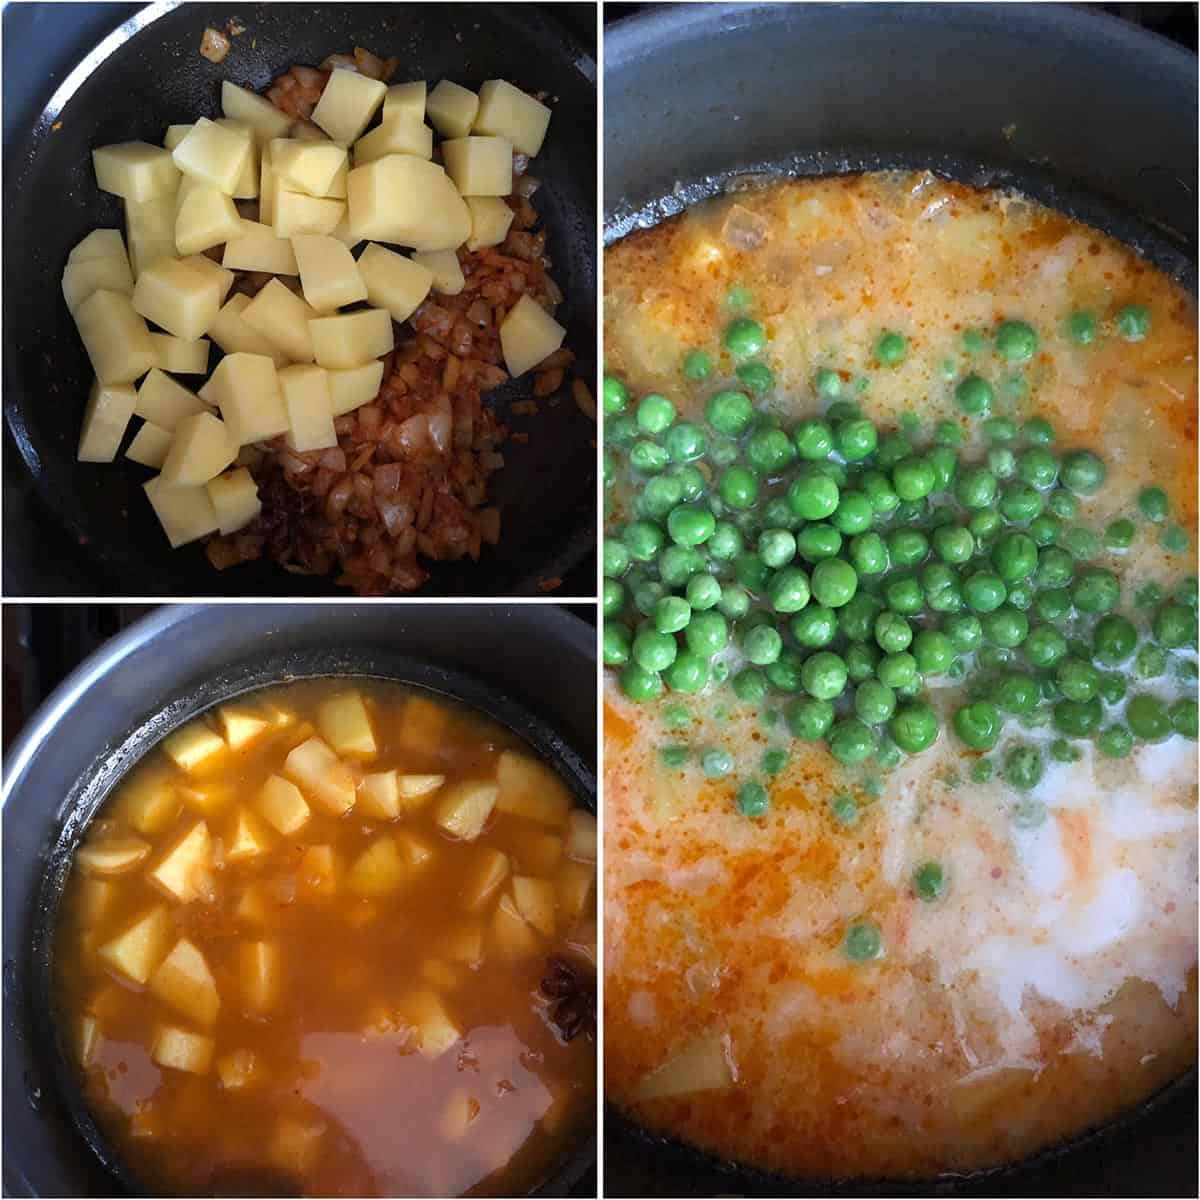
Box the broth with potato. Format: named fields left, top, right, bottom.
left=54, top=678, right=595, bottom=1197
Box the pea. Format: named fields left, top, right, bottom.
left=831, top=492, right=874, bottom=536
left=953, top=700, right=1002, bottom=750
left=633, top=629, right=678, bottom=674
left=1098, top=672, right=1127, bottom=706
left=997, top=483, right=1044, bottom=527
left=844, top=920, right=883, bottom=961
left=664, top=651, right=709, bottom=694
left=743, top=622, right=783, bottom=665
left=1048, top=490, right=1078, bottom=520
left=1085, top=615, right=1133, bottom=666
left=1055, top=656, right=1099, bottom=702
left=888, top=528, right=929, bottom=568
left=654, top=545, right=703, bottom=588
left=602, top=577, right=626, bottom=618
left=970, top=758, right=995, bottom=783
left=1134, top=643, right=1167, bottom=680
left=963, top=571, right=1007, bottom=614
left=944, top=614, right=983, bottom=652
left=930, top=525, right=972, bottom=566
left=756, top=528, right=795, bottom=570
left=1029, top=513, right=1060, bottom=546
left=725, top=317, right=765, bottom=357
left=923, top=447, right=957, bottom=494
left=788, top=470, right=840, bottom=521
left=788, top=697, right=835, bottom=740
left=706, top=390, right=754, bottom=437
left=876, top=331, right=907, bottom=365
left=636, top=393, right=675, bottom=435
left=890, top=457, right=935, bottom=502
left=921, top=561, right=958, bottom=600
left=806, top=365, right=841, bottom=400
left=1035, top=546, right=1074, bottom=589
left=697, top=748, right=732, bottom=778
left=877, top=651, right=917, bottom=690
left=956, top=466, right=998, bottom=510
left=874, top=611, right=913, bottom=654
left=716, top=585, right=751, bottom=622
left=603, top=375, right=629, bottom=415
left=845, top=642, right=881, bottom=682
left=1116, top=304, right=1150, bottom=342
left=997, top=672, right=1040, bottom=714
left=1176, top=577, right=1198, bottom=609
left=736, top=362, right=774, bottom=395
left=1124, top=693, right=1171, bottom=742
left=875, top=434, right=913, bottom=471
left=1002, top=744, right=1044, bottom=791
left=1154, top=602, right=1197, bottom=649
left=1170, top=698, right=1198, bottom=739
left=719, top=466, right=759, bottom=510
left=1066, top=311, right=1096, bottom=346
left=746, top=427, right=795, bottom=476
left=768, top=566, right=812, bottom=614
left=686, top=609, right=729, bottom=656
left=793, top=525, right=839, bottom=564
left=989, top=532, right=1037, bottom=584
left=1053, top=694, right=1103, bottom=736
left=829, top=718, right=877, bottom=764
left=1135, top=581, right=1165, bottom=609
left=795, top=651, right=845, bottom=701
left=630, top=441, right=669, bottom=474
left=1160, top=523, right=1190, bottom=553
left=793, top=418, right=834, bottom=461
left=836, top=418, right=879, bottom=462
left=737, top=781, right=769, bottom=817
left=620, top=662, right=662, bottom=701
left=1058, top=525, right=1100, bottom=562
left=846, top=531, right=887, bottom=577
left=709, top=439, right=740, bottom=468
left=607, top=413, right=638, bottom=446
left=913, top=862, right=947, bottom=903
left=889, top=702, right=939, bottom=753
left=707, top=521, right=743, bottom=562
left=603, top=622, right=632, bottom=666
left=1059, top=449, right=1106, bottom=495
left=1022, top=625, right=1066, bottom=669
left=1093, top=724, right=1134, bottom=759
left=732, top=668, right=768, bottom=704
left=807, top=560, right=856, bottom=609
left=881, top=574, right=921, bottom=617
left=1099, top=518, right=1136, bottom=552
left=829, top=794, right=859, bottom=825
left=955, top=374, right=993, bottom=416
left=1071, top=567, right=1120, bottom=614
left=861, top=470, right=901, bottom=515
left=765, top=647, right=804, bottom=693
left=995, top=320, right=1038, bottom=362
left=668, top=505, right=717, bottom=548
left=792, top=605, right=838, bottom=648
left=841, top=593, right=884, bottom=642
left=624, top=520, right=664, bottom=563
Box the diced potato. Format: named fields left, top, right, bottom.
left=508, top=830, right=563, bottom=876
left=78, top=1014, right=102, bottom=1068
left=327, top=211, right=363, bottom=250
left=163, top=721, right=225, bottom=772
left=97, top=905, right=172, bottom=984
left=256, top=774, right=311, bottom=835
left=206, top=468, right=261, bottom=535
left=465, top=196, right=514, bottom=251
left=76, top=835, right=151, bottom=877
left=225, top=806, right=273, bottom=863
left=346, top=837, right=405, bottom=896
left=354, top=114, right=433, bottom=165
left=129, top=1104, right=163, bottom=1140
left=62, top=254, right=134, bottom=314
left=235, top=884, right=268, bottom=923
left=628, top=1033, right=733, bottom=1101
left=495, top=750, right=571, bottom=827
left=68, top=228, right=128, bottom=265
left=88, top=984, right=126, bottom=1022
left=131, top=256, right=222, bottom=341
left=441, top=136, right=513, bottom=197
left=135, top=368, right=207, bottom=431
left=238, top=941, right=282, bottom=1013
left=259, top=141, right=278, bottom=226
left=395, top=830, right=436, bottom=869
left=172, top=117, right=251, bottom=194
left=557, top=860, right=595, bottom=924
left=433, top=780, right=498, bottom=841
left=422, top=957, right=467, bottom=992
left=284, top=737, right=357, bottom=815
left=201, top=351, right=289, bottom=445
left=565, top=809, right=597, bottom=863
left=93, top=141, right=180, bottom=202
left=268, top=1113, right=325, bottom=1172
left=177, top=781, right=234, bottom=818
left=291, top=234, right=366, bottom=311
left=215, top=1047, right=266, bottom=1090
left=125, top=420, right=172, bottom=468
left=488, top=892, right=541, bottom=963
left=270, top=139, right=348, bottom=197
left=217, top=703, right=268, bottom=750
left=438, top=1089, right=480, bottom=1139
left=124, top=194, right=177, bottom=278
left=397, top=774, right=445, bottom=806
left=147, top=820, right=212, bottom=902
left=204, top=295, right=284, bottom=365
left=346, top=156, right=470, bottom=250
left=324, top=161, right=348, bottom=201
left=299, top=844, right=338, bottom=895
left=221, top=220, right=298, bottom=274
left=309, top=308, right=394, bottom=370
left=312, top=69, right=386, bottom=144
left=427, top=80, right=479, bottom=139
left=76, top=877, right=118, bottom=925
left=442, top=919, right=484, bottom=965
left=315, top=691, right=377, bottom=757
left=152, top=1024, right=215, bottom=1074
left=175, top=184, right=242, bottom=256
left=149, top=333, right=209, bottom=375
left=143, top=475, right=219, bottom=547
left=474, top=80, right=552, bottom=157
left=78, top=380, right=136, bottom=463
left=356, top=243, right=432, bottom=324
left=242, top=278, right=319, bottom=363
left=359, top=772, right=400, bottom=820
left=499, top=293, right=566, bottom=378
left=512, top=875, right=557, bottom=936
left=115, top=768, right=179, bottom=834
left=459, top=846, right=509, bottom=912
left=214, top=119, right=260, bottom=199
left=221, top=81, right=293, bottom=143
left=396, top=694, right=447, bottom=755
left=149, top=938, right=220, bottom=1028
left=411, top=249, right=465, bottom=296
left=74, top=289, right=157, bottom=384
left=328, top=360, right=385, bottom=416
left=159, top=410, right=236, bottom=488
left=273, top=190, right=346, bottom=237
left=278, top=364, right=336, bottom=453
left=396, top=987, right=461, bottom=1058
left=163, top=123, right=192, bottom=152
left=384, top=81, right=426, bottom=122
left=179, top=254, right=234, bottom=306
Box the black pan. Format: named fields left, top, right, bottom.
left=2, top=603, right=597, bottom=1197
left=3, top=2, right=597, bottom=597
left=603, top=3, right=1197, bottom=1196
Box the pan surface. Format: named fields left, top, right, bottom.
left=3, top=2, right=597, bottom=597
left=603, top=3, right=1197, bottom=1196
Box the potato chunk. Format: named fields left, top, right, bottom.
left=356, top=243, right=433, bottom=324
left=459, top=846, right=509, bottom=912
left=495, top=750, right=571, bottom=827
left=557, top=860, right=595, bottom=924
left=171, top=117, right=251, bottom=194
left=68, top=228, right=128, bottom=265
left=299, top=845, right=338, bottom=895
left=76, top=835, right=151, bottom=877
left=473, top=79, right=552, bottom=157
left=512, top=875, right=557, bottom=936
left=181, top=252, right=234, bottom=303
left=125, top=421, right=172, bottom=468
left=76, top=878, right=118, bottom=926
left=270, top=139, right=348, bottom=197
left=93, top=141, right=180, bottom=202
left=237, top=941, right=283, bottom=1014
left=159, top=411, right=236, bottom=489
left=309, top=308, right=394, bottom=370
left=74, top=289, right=157, bottom=385
left=433, top=781, right=498, bottom=841
left=214, top=119, right=260, bottom=199
left=149, top=938, right=220, bottom=1028
left=62, top=254, right=134, bottom=315
left=78, top=380, right=136, bottom=463
left=225, top=806, right=273, bottom=863
left=135, top=368, right=207, bottom=432
left=395, top=830, right=436, bottom=869
left=163, top=721, right=225, bottom=772
left=292, top=234, right=367, bottom=311
left=175, top=184, right=242, bottom=256
left=488, top=892, right=541, bottom=963
left=206, top=468, right=262, bottom=535
left=242, top=278, right=319, bottom=363
left=218, top=704, right=269, bottom=752
left=143, top=475, right=219, bottom=547
left=97, top=905, right=172, bottom=984
left=149, top=333, right=209, bottom=375
left=346, top=156, right=470, bottom=251
left=508, top=830, right=563, bottom=877
left=215, top=1047, right=267, bottom=1090
left=235, top=884, right=268, bottom=924
left=201, top=351, right=289, bottom=445
left=442, top=919, right=484, bottom=966
left=205, top=294, right=289, bottom=367
left=358, top=770, right=400, bottom=820
left=312, top=69, right=386, bottom=144
left=273, top=190, right=346, bottom=238
left=124, top=194, right=177, bottom=278
left=427, top=80, right=479, bottom=139
left=283, top=736, right=356, bottom=815
left=565, top=809, right=597, bottom=863
left=255, top=774, right=310, bottom=835
left=221, top=219, right=298, bottom=274
left=499, top=293, right=566, bottom=379
left=628, top=1033, right=733, bottom=1101
left=346, top=836, right=406, bottom=896
left=152, top=1025, right=215, bottom=1075
left=132, top=256, right=222, bottom=342
left=411, top=249, right=465, bottom=296
left=278, top=364, right=336, bottom=453
left=147, top=820, right=212, bottom=902
left=441, top=136, right=514, bottom=197
left=328, top=360, right=385, bottom=416
left=396, top=987, right=461, bottom=1058
left=384, top=81, right=426, bottom=122
left=221, top=81, right=293, bottom=143
left=316, top=691, right=377, bottom=757
left=465, top=196, right=514, bottom=252
left=354, top=114, right=433, bottom=165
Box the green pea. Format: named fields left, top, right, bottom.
left=1029, top=513, right=1060, bottom=546
left=844, top=920, right=882, bottom=961
left=891, top=457, right=935, bottom=502
left=757, top=528, right=795, bottom=570
left=680, top=348, right=713, bottom=381
left=944, top=613, right=983, bottom=652
left=709, top=439, right=740, bottom=468
left=1133, top=484, right=1169, bottom=524
left=910, top=861, right=946, bottom=902
left=889, top=702, right=939, bottom=753
left=845, top=642, right=881, bottom=682
left=955, top=374, right=993, bottom=416
left=716, top=585, right=750, bottom=622
left=921, top=562, right=960, bottom=605
left=685, top=610, right=728, bottom=657
left=660, top=744, right=691, bottom=769
left=737, top=781, right=769, bottom=816
left=699, top=749, right=732, bottom=778
left=831, top=492, right=873, bottom=536
left=986, top=448, right=1014, bottom=479
left=876, top=331, right=907, bottom=365
left=1170, top=699, right=1198, bottom=739
left=1094, top=724, right=1134, bottom=759
left=607, top=413, right=638, bottom=446
left=603, top=375, right=629, bottom=415
left=1175, top=577, right=1198, bottom=609
left=1116, top=304, right=1150, bottom=342
left=725, top=317, right=765, bottom=357
left=791, top=605, right=838, bottom=649
left=841, top=593, right=884, bottom=642
left=835, top=418, right=879, bottom=462
left=603, top=622, right=631, bottom=666
left=955, top=466, right=998, bottom=510
left=909, top=630, right=953, bottom=676
left=743, top=623, right=783, bottom=666
left=649, top=598, right=686, bottom=637
left=800, top=651, right=848, bottom=701
left=1024, top=417, right=1056, bottom=444
left=602, top=537, right=631, bottom=582
left=1134, top=643, right=1167, bottom=680
left=793, top=418, right=834, bottom=461
left=1048, top=490, right=1078, bottom=521
left=624, top=520, right=664, bottom=563
left=706, top=390, right=754, bottom=437
left=745, top=427, right=795, bottom=476
left=829, top=794, right=859, bottom=825
left=664, top=652, right=708, bottom=694
left=887, top=528, right=929, bottom=569
left=1071, top=567, right=1120, bottom=614
left=875, top=651, right=916, bottom=690
left=1087, top=614, right=1133, bottom=665
left=997, top=483, right=1044, bottom=527
left=1035, top=546, right=1074, bottom=589
left=733, top=668, right=768, bottom=704
left=990, top=532, right=1037, bottom=584
left=1058, top=524, right=1099, bottom=562
left=620, top=662, right=662, bottom=701
left=1059, top=449, right=1106, bottom=495
left=828, top=718, right=877, bottom=764
left=875, top=433, right=913, bottom=471
left=794, top=524, right=841, bottom=563
left=1066, top=311, right=1096, bottom=346
left=637, top=392, right=676, bottom=434
left=995, top=320, right=1038, bottom=362
left=860, top=470, right=900, bottom=516
left=1052, top=694, right=1103, bottom=736
left=997, top=672, right=1040, bottom=715
left=602, top=578, right=626, bottom=619
left=667, top=505, right=716, bottom=548
left=1023, top=625, right=1066, bottom=668
left=630, top=440, right=668, bottom=474
left=768, top=566, right=812, bottom=614
left=1135, top=581, right=1165, bottom=609
left=735, top=362, right=774, bottom=395
left=1012, top=448, right=1057, bottom=492
left=1098, top=672, right=1127, bottom=705
left=806, top=365, right=840, bottom=400
left=1047, top=737, right=1078, bottom=764
left=638, top=475, right=684, bottom=521
left=707, top=521, right=743, bottom=562
left=1126, top=693, right=1170, bottom=741
left=765, top=649, right=804, bottom=693
left=719, top=466, right=759, bottom=510
left=1056, top=657, right=1100, bottom=702
left=953, top=700, right=1002, bottom=750
left=1002, top=744, right=1044, bottom=791
left=856, top=680, right=897, bottom=727
left=874, top=611, right=913, bottom=654
left=963, top=570, right=1007, bottom=614
left=807, top=560, right=857, bottom=609
left=1154, top=602, right=1197, bottom=648
left=788, top=697, right=835, bottom=740
left=788, top=469, right=840, bottom=521
left=984, top=419, right=1018, bottom=446
left=1102, top=518, right=1135, bottom=551
left=633, top=629, right=677, bottom=674
left=881, top=574, right=921, bottom=616
left=846, top=531, right=887, bottom=577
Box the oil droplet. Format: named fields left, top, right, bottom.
left=494, top=1078, right=516, bottom=1097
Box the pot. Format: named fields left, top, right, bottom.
left=2, top=1, right=597, bottom=597
left=603, top=3, right=1196, bottom=1195
left=2, top=603, right=597, bottom=1197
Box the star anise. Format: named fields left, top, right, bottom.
left=540, top=954, right=595, bottom=1043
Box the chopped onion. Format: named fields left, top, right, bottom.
left=318, top=447, right=346, bottom=472
left=721, top=203, right=769, bottom=250
left=396, top=413, right=430, bottom=453
left=376, top=496, right=415, bottom=536
left=514, top=173, right=541, bottom=199
left=199, top=27, right=230, bottom=63
left=373, top=462, right=403, bottom=495
left=428, top=398, right=452, bottom=454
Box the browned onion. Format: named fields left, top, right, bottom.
left=318, top=447, right=346, bottom=471
left=373, top=462, right=403, bottom=495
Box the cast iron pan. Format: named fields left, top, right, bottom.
left=603, top=3, right=1197, bottom=1196
left=3, top=2, right=597, bottom=597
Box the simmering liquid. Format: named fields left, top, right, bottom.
left=55, top=678, right=596, bottom=1197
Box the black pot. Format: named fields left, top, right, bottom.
left=1, top=603, right=597, bottom=1197
left=3, top=1, right=597, bottom=597
left=603, top=3, right=1197, bottom=1196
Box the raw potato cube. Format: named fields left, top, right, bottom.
left=565, top=809, right=597, bottom=863
left=316, top=691, right=377, bottom=756
left=221, top=80, right=293, bottom=143
left=442, top=919, right=484, bottom=965
left=256, top=774, right=310, bottom=835
left=356, top=243, right=432, bottom=324
left=488, top=892, right=541, bottom=963
left=214, top=119, right=260, bottom=199
left=278, top=364, right=336, bottom=453
left=68, top=228, right=128, bottom=264
left=206, top=468, right=262, bottom=534
left=126, top=421, right=172, bottom=468
left=221, top=220, right=298, bottom=274
left=499, top=294, right=566, bottom=378
left=312, top=69, right=386, bottom=144
left=327, top=211, right=363, bottom=250
left=163, top=721, right=225, bottom=772
left=238, top=941, right=282, bottom=1013
left=78, top=1015, right=102, bottom=1068
left=202, top=351, right=289, bottom=445
left=163, top=123, right=192, bottom=152
left=347, top=156, right=470, bottom=251
left=77, top=877, right=118, bottom=925
left=242, top=278, right=319, bottom=363
left=346, top=837, right=405, bottom=896
left=270, top=139, right=348, bottom=197
left=149, top=938, right=220, bottom=1028
left=93, top=141, right=180, bottom=202
left=273, top=190, right=346, bottom=237
left=97, top=905, right=172, bottom=984
left=459, top=846, right=509, bottom=912
left=225, top=806, right=273, bottom=863
left=512, top=875, right=557, bottom=936
left=353, top=114, right=433, bottom=165
left=78, top=380, right=136, bottom=463
left=439, top=1089, right=480, bottom=1140
left=205, top=295, right=290, bottom=367
left=218, top=704, right=268, bottom=749
left=309, top=308, right=394, bottom=370
left=159, top=411, right=236, bottom=488
left=135, top=368, right=207, bottom=431
left=495, top=750, right=571, bottom=827
left=131, top=257, right=221, bottom=341
left=74, top=289, right=157, bottom=384
left=236, top=884, right=268, bottom=923
left=124, top=194, right=177, bottom=278
left=258, top=142, right=277, bottom=226
left=465, top=196, right=514, bottom=251
left=328, top=360, right=384, bottom=416
left=397, top=987, right=461, bottom=1058
left=76, top=835, right=151, bottom=877
left=421, top=958, right=467, bottom=992
left=147, top=820, right=212, bottom=902
left=299, top=844, right=338, bottom=895
left=411, top=249, right=465, bottom=296
left=427, top=80, right=479, bottom=139
left=557, top=860, right=594, bottom=924
left=441, top=137, right=514, bottom=197
left=175, top=184, right=242, bottom=256
left=215, top=1048, right=265, bottom=1090
left=180, top=253, right=235, bottom=304
left=62, top=254, right=134, bottom=314
left=152, top=1025, right=215, bottom=1074
left=384, top=81, right=426, bottom=122
left=269, top=1113, right=326, bottom=1172
left=143, top=475, right=219, bottom=547
left=291, top=234, right=367, bottom=310
left=283, top=736, right=356, bottom=815
left=509, top=830, right=563, bottom=877
left=395, top=830, right=435, bottom=869
left=433, top=781, right=498, bottom=841
left=358, top=770, right=400, bottom=820
left=149, top=333, right=209, bottom=374
left=172, top=117, right=251, bottom=194
left=474, top=79, right=552, bottom=157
